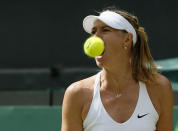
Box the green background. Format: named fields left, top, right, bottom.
left=0, top=106, right=177, bottom=131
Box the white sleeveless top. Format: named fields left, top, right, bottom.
left=83, top=72, right=159, bottom=131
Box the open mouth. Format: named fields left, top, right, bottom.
left=100, top=49, right=105, bottom=56
left=96, top=50, right=105, bottom=59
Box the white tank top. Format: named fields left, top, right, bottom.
left=83, top=72, right=159, bottom=131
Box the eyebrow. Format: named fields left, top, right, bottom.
left=92, top=25, right=111, bottom=30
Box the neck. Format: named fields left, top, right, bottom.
left=100, top=61, right=137, bottom=92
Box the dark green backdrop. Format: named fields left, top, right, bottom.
left=0, top=0, right=177, bottom=68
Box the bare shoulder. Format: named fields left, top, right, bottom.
left=61, top=74, right=97, bottom=131
left=63, top=74, right=96, bottom=106
left=153, top=73, right=173, bottom=96
left=151, top=73, right=173, bottom=112
left=148, top=73, right=173, bottom=95
left=151, top=73, right=174, bottom=130
left=146, top=73, right=173, bottom=115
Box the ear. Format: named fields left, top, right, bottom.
left=123, top=33, right=133, bottom=47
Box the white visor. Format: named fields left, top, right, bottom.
left=83, top=10, right=137, bottom=46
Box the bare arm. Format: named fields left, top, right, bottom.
left=156, top=77, right=173, bottom=131
left=61, top=83, right=84, bottom=131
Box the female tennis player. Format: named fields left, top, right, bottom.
left=61, top=8, right=173, bottom=131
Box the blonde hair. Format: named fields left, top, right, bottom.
left=102, top=9, right=158, bottom=83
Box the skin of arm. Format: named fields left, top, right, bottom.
left=61, top=82, right=84, bottom=131
left=156, top=75, right=174, bottom=131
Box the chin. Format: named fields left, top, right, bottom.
left=95, top=60, right=104, bottom=68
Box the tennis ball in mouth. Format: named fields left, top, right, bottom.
left=83, top=36, right=104, bottom=58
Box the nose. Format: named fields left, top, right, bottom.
left=94, top=30, right=102, bottom=38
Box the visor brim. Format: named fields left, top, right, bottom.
left=83, top=15, right=99, bottom=34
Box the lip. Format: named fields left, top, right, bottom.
left=95, top=50, right=105, bottom=61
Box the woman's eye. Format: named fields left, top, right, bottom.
left=91, top=30, right=96, bottom=34
left=103, top=29, right=110, bottom=32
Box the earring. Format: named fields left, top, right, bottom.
left=129, top=58, right=132, bottom=64
left=124, top=46, right=128, bottom=50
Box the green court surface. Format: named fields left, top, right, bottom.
left=0, top=106, right=177, bottom=131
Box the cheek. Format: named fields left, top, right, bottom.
left=104, top=37, right=123, bottom=54
left=102, top=32, right=126, bottom=56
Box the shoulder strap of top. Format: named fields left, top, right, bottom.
left=93, top=71, right=101, bottom=96
left=83, top=71, right=102, bottom=127
left=138, top=81, right=159, bottom=119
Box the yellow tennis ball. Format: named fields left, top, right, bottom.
left=83, top=36, right=104, bottom=58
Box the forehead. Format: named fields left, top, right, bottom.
left=93, top=19, right=111, bottom=29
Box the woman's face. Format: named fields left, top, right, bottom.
left=92, top=20, right=129, bottom=68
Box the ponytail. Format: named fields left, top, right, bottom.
left=109, top=9, right=158, bottom=83
left=131, top=26, right=157, bottom=83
